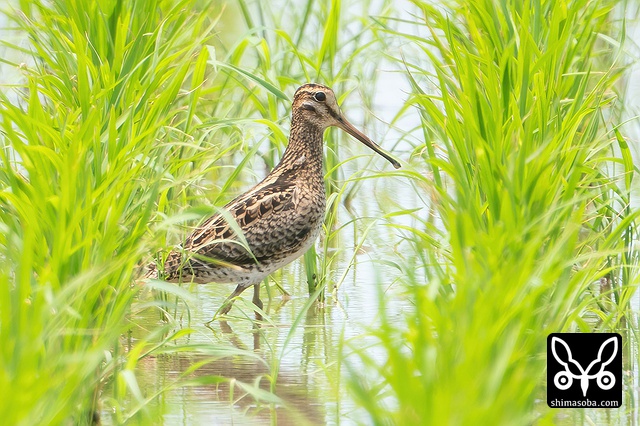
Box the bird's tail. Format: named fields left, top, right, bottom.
left=139, top=262, right=159, bottom=282
left=139, top=251, right=180, bottom=283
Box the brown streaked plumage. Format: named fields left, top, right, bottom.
left=145, top=83, right=400, bottom=316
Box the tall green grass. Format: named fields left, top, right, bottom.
left=0, top=0, right=238, bottom=422
left=3, top=0, right=636, bottom=424
left=0, top=0, right=400, bottom=422
left=348, top=0, right=639, bottom=424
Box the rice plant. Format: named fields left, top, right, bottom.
left=0, top=0, right=400, bottom=422
left=2, top=0, right=637, bottom=424
left=0, top=0, right=245, bottom=422
left=347, top=0, right=639, bottom=424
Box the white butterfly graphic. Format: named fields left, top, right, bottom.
left=551, top=336, right=617, bottom=397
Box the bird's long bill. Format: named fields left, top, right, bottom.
left=337, top=117, right=401, bottom=169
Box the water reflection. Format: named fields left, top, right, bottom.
left=132, top=303, right=336, bottom=425
left=129, top=241, right=410, bottom=425
left=217, top=320, right=261, bottom=351
left=136, top=348, right=324, bottom=425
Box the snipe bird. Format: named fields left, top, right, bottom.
left=145, top=83, right=400, bottom=315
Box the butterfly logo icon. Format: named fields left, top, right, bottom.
left=551, top=336, right=617, bottom=397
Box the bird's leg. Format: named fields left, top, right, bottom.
left=252, top=282, right=263, bottom=320
left=219, top=284, right=248, bottom=315
left=252, top=282, right=263, bottom=310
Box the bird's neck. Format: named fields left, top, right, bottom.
left=274, top=118, right=326, bottom=179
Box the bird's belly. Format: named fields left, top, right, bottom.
left=263, top=221, right=322, bottom=269
left=251, top=208, right=323, bottom=272
left=181, top=210, right=324, bottom=287
left=182, top=265, right=269, bottom=286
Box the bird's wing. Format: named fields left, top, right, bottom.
left=167, top=182, right=300, bottom=271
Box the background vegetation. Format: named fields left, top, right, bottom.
left=0, top=0, right=637, bottom=425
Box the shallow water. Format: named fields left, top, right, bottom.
left=132, top=286, right=407, bottom=424
left=2, top=2, right=639, bottom=424
left=128, top=167, right=419, bottom=424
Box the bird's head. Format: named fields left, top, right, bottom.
left=292, top=83, right=401, bottom=169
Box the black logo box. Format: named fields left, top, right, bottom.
left=547, top=333, right=622, bottom=408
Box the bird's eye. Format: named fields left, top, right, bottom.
left=314, top=92, right=326, bottom=102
